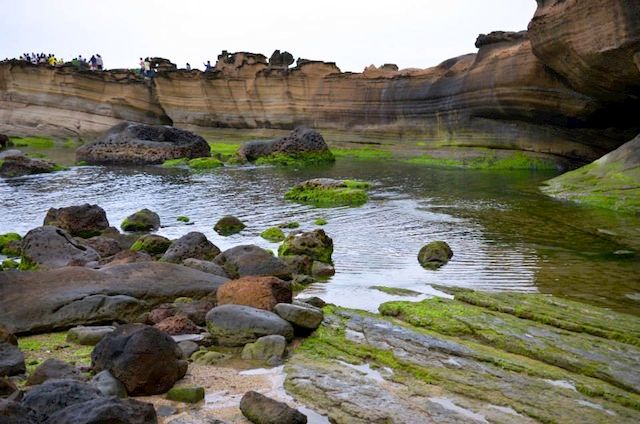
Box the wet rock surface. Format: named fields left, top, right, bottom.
left=43, top=204, right=109, bottom=238
left=206, top=304, right=294, bottom=346
left=161, top=232, right=221, bottom=263
left=214, top=245, right=291, bottom=280
left=121, top=209, right=160, bottom=232
left=20, top=226, right=100, bottom=270
left=76, top=122, right=211, bottom=165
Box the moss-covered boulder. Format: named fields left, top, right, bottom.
left=0, top=232, right=22, bottom=256
left=417, top=241, right=453, bottom=269
left=121, top=209, right=160, bottom=232
left=278, top=229, right=333, bottom=264
left=130, top=234, right=172, bottom=255
left=214, top=215, right=246, bottom=236
left=239, top=127, right=335, bottom=166
left=285, top=178, right=370, bottom=207
left=176, top=216, right=190, bottom=223
left=166, top=386, right=205, bottom=403
left=260, top=227, right=285, bottom=242
left=188, top=157, right=224, bottom=169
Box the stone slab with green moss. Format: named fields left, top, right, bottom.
left=542, top=135, right=640, bottom=214
left=405, top=151, right=558, bottom=170
left=166, top=386, right=205, bottom=403
left=0, top=232, right=22, bottom=256
left=9, top=137, right=55, bottom=148
left=285, top=178, right=370, bottom=208
left=260, top=227, right=285, bottom=243
left=285, top=291, right=640, bottom=423
left=130, top=234, right=172, bottom=255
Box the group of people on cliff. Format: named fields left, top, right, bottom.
left=17, top=52, right=104, bottom=70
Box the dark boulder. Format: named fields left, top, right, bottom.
left=76, top=122, right=211, bottom=165
left=120, top=209, right=160, bottom=232
left=20, top=379, right=103, bottom=422
left=43, top=204, right=109, bottom=238
left=161, top=232, right=220, bottom=263
left=26, top=359, right=83, bottom=386
left=417, top=241, right=453, bottom=269
left=131, top=234, right=172, bottom=255
left=46, top=397, right=157, bottom=424
left=214, top=245, right=291, bottom=279
left=269, top=50, right=295, bottom=68
left=0, top=151, right=60, bottom=178
left=91, top=324, right=187, bottom=395
left=0, top=342, right=25, bottom=377
left=20, top=226, right=100, bottom=270
left=238, top=127, right=333, bottom=164
left=213, top=216, right=246, bottom=236
left=206, top=304, right=294, bottom=347
left=240, top=391, right=307, bottom=424
left=0, top=399, right=37, bottom=424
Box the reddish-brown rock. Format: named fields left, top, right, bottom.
left=154, top=315, right=199, bottom=335
left=216, top=276, right=292, bottom=312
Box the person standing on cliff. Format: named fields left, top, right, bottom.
left=203, top=60, right=212, bottom=72
left=96, top=54, right=103, bottom=70
left=186, top=63, right=191, bottom=71
left=143, top=58, right=151, bottom=77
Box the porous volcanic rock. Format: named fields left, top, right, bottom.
left=26, top=359, right=83, bottom=386
left=213, top=216, right=246, bottom=236
left=278, top=229, right=333, bottom=264
left=214, top=245, right=291, bottom=280
left=206, top=304, right=294, bottom=346
left=0, top=262, right=228, bottom=334
left=216, top=276, right=292, bottom=311
left=76, top=122, right=210, bottom=165
left=43, top=204, right=110, bottom=238
left=0, top=151, right=60, bottom=178
left=20, top=226, right=100, bottom=270
left=20, top=379, right=103, bottom=422
left=91, top=324, right=188, bottom=395
left=417, top=241, right=453, bottom=269
left=274, top=303, right=323, bottom=331
left=154, top=315, right=199, bottom=335
left=238, top=127, right=333, bottom=163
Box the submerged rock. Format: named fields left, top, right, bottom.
left=43, top=204, right=110, bottom=238
left=120, top=209, right=160, bottom=232
left=206, top=304, right=294, bottom=347
left=0, top=150, right=62, bottom=178
left=91, top=324, right=188, bottom=395
left=20, top=226, right=100, bottom=270
left=213, top=215, right=246, bottom=236
left=161, top=232, right=220, bottom=263
left=76, top=122, right=211, bottom=165
left=238, top=127, right=334, bottom=166
left=417, top=241, right=453, bottom=269
left=284, top=178, right=369, bottom=207
left=216, top=276, right=292, bottom=311
left=214, top=245, right=291, bottom=280
left=240, top=391, right=307, bottom=424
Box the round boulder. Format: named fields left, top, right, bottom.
left=278, top=229, right=333, bottom=264
left=274, top=303, right=324, bottom=331
left=214, top=245, right=291, bottom=280
left=205, top=305, right=294, bottom=347
left=238, top=127, right=333, bottom=165
left=20, top=226, right=100, bottom=270
left=161, top=232, right=220, bottom=263
left=43, top=204, right=109, bottom=238
left=91, top=324, right=188, bottom=395
left=75, top=122, right=211, bottom=165
left=418, top=241, right=453, bottom=269
left=130, top=234, right=172, bottom=255
left=214, top=216, right=246, bottom=236
left=120, top=209, right=160, bottom=232
left=216, top=276, right=292, bottom=311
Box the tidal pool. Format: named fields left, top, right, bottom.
left=1, top=153, right=639, bottom=314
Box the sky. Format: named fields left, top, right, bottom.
left=0, top=0, right=536, bottom=72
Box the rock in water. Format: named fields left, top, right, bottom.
left=46, top=397, right=158, bottom=424
left=278, top=229, right=333, bottom=264
left=76, top=122, right=211, bottom=165
left=20, top=226, right=100, bottom=270
left=238, top=127, right=334, bottom=165
left=239, top=391, right=307, bottom=424
left=0, top=150, right=61, bottom=178
left=43, top=204, right=110, bottom=238
left=213, top=216, right=246, bottom=236
left=120, top=209, right=160, bottom=232
left=216, top=276, right=292, bottom=311
left=417, top=241, right=453, bottom=269
left=0, top=342, right=25, bottom=377
left=206, top=304, right=294, bottom=347
left=161, top=232, right=221, bottom=263
left=91, top=324, right=188, bottom=395
left=214, top=245, right=291, bottom=280
left=130, top=234, right=172, bottom=255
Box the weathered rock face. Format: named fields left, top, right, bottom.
left=214, top=245, right=292, bottom=280
left=76, top=122, right=210, bottom=165
left=216, top=276, right=292, bottom=311
left=43, top=204, right=109, bottom=238
left=21, top=226, right=100, bottom=270
left=0, top=262, right=228, bottom=334
left=238, top=127, right=334, bottom=163
left=21, top=379, right=103, bottom=422
left=0, top=150, right=60, bottom=178
left=91, top=324, right=188, bottom=395
left=206, top=304, right=294, bottom=346
left=161, top=232, right=220, bottom=263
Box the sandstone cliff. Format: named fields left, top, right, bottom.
left=0, top=0, right=638, bottom=165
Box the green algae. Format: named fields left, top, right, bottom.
left=161, top=158, right=189, bottom=168
left=371, top=286, right=422, bottom=297
left=254, top=150, right=335, bottom=167
left=279, top=221, right=300, bottom=229
left=285, top=182, right=369, bottom=208
left=260, top=227, right=285, bottom=242
left=405, top=152, right=557, bottom=170
left=314, top=218, right=328, bottom=226
left=0, top=232, right=21, bottom=256
left=208, top=142, right=241, bottom=156
left=18, top=332, right=93, bottom=374
left=130, top=234, right=172, bottom=255
left=188, top=157, right=224, bottom=170
left=166, top=386, right=205, bottom=403
left=332, top=147, right=393, bottom=160
left=9, top=137, right=55, bottom=148
left=177, top=216, right=190, bottom=223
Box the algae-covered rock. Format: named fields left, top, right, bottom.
left=214, top=245, right=291, bottom=280
left=417, top=241, right=453, bottom=269
left=213, top=215, right=246, bottom=236
left=261, top=227, right=286, bottom=242
left=0, top=233, right=22, bottom=256
left=191, top=349, right=232, bottom=365
left=278, top=229, right=333, bottom=264
left=274, top=303, right=323, bottom=331
left=166, top=386, right=205, bottom=403
left=285, top=178, right=369, bottom=207
left=241, top=335, right=287, bottom=363
left=130, top=234, right=172, bottom=255
left=188, top=157, right=223, bottom=170
left=121, top=209, right=161, bottom=232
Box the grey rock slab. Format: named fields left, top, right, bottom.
left=67, top=326, right=115, bottom=346
left=274, top=303, right=323, bottom=331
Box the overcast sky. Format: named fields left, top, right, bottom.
left=1, top=0, right=536, bottom=72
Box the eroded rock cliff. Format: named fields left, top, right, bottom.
left=0, top=0, right=638, bottom=165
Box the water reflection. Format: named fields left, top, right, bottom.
left=1, top=157, right=638, bottom=314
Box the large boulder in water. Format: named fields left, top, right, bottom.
left=238, top=127, right=334, bottom=164
left=120, top=209, right=160, bottom=232
left=76, top=122, right=211, bottom=165
left=206, top=304, right=294, bottom=346
left=0, top=150, right=61, bottom=178
left=20, top=226, right=100, bottom=270
left=43, top=204, right=110, bottom=238
left=278, top=229, right=333, bottom=264
left=0, top=262, right=228, bottom=334
left=91, top=324, right=187, bottom=395
left=417, top=241, right=453, bottom=269
left=214, top=245, right=291, bottom=279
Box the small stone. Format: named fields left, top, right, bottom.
left=26, top=358, right=83, bottom=385
left=205, top=305, right=294, bottom=347
left=157, top=404, right=179, bottom=417
left=241, top=335, right=287, bottom=363
left=240, top=391, right=307, bottom=424
left=178, top=341, right=200, bottom=359
left=121, top=208, right=161, bottom=232
left=90, top=370, right=127, bottom=398
left=67, top=325, right=115, bottom=346
left=166, top=386, right=205, bottom=403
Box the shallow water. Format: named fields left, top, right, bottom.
left=1, top=152, right=639, bottom=314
